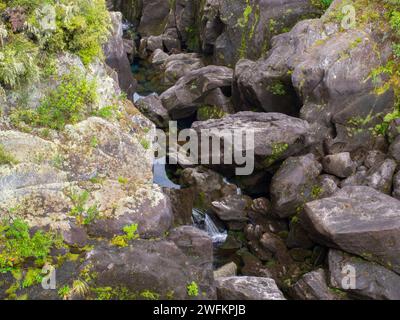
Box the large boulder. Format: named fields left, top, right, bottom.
left=290, top=269, right=342, bottom=300
left=300, top=186, right=400, bottom=273
left=191, top=112, right=312, bottom=174
left=215, top=276, right=286, bottom=300
left=82, top=239, right=216, bottom=300
left=329, top=250, right=400, bottom=300
left=270, top=153, right=323, bottom=218
left=160, top=65, right=233, bottom=119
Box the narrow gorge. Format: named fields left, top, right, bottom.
left=1, top=0, right=400, bottom=301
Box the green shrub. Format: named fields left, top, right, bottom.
left=0, top=219, right=55, bottom=272
left=187, top=281, right=199, bottom=297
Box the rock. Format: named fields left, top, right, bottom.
left=192, top=112, right=312, bottom=174
left=160, top=65, right=233, bottom=119
left=168, top=226, right=214, bottom=266
left=393, top=171, right=400, bottom=200
left=287, top=222, right=314, bottom=250
left=214, top=262, right=238, bottom=279
left=83, top=240, right=216, bottom=299
left=290, top=269, right=341, bottom=300
left=211, top=194, right=252, bottom=227
left=150, top=49, right=170, bottom=65
left=162, top=53, right=205, bottom=86
left=329, top=249, right=400, bottom=300
left=88, top=185, right=173, bottom=239
left=104, top=12, right=137, bottom=100
left=317, top=174, right=339, bottom=198
left=135, top=95, right=170, bottom=128
left=137, top=0, right=170, bottom=36
left=389, top=136, right=400, bottom=163
left=365, top=159, right=397, bottom=194
left=163, top=187, right=194, bottom=226
left=270, top=154, right=322, bottom=218
left=215, top=276, right=286, bottom=300
left=364, top=150, right=386, bottom=169
left=322, top=152, right=356, bottom=178
left=233, top=18, right=337, bottom=114
left=201, top=0, right=322, bottom=67
left=300, top=186, right=400, bottom=273
left=180, top=166, right=232, bottom=209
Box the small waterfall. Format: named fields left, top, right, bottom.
left=192, top=208, right=227, bottom=244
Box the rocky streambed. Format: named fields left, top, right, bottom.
left=1, top=0, right=400, bottom=301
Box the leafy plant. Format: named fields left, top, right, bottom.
left=187, top=281, right=199, bottom=297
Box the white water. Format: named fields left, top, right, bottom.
left=193, top=208, right=227, bottom=244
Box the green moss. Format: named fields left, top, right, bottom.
left=187, top=281, right=199, bottom=297
left=197, top=105, right=227, bottom=121
left=263, top=142, right=289, bottom=167
left=268, top=81, right=286, bottom=96
left=140, top=290, right=160, bottom=300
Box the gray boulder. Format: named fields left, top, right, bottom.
left=160, top=65, right=233, bottom=119
left=291, top=269, right=342, bottom=300
left=215, top=276, right=286, bottom=300
left=329, top=249, right=400, bottom=300
left=135, top=95, right=170, bottom=128
left=322, top=152, right=356, bottom=178
left=270, top=154, right=322, bottom=218
left=192, top=112, right=312, bottom=173
left=389, top=136, right=400, bottom=163
left=300, top=186, right=400, bottom=273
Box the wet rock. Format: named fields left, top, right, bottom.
left=215, top=276, right=286, bottom=300
left=104, top=12, right=137, bottom=100
left=270, top=154, right=322, bottom=218
left=83, top=240, right=216, bottom=300
left=192, top=112, right=312, bottom=173
left=300, top=186, right=400, bottom=273
left=322, top=152, right=356, bottom=178
left=290, top=269, right=341, bottom=300
left=62, top=223, right=88, bottom=247
left=160, top=65, right=233, bottom=119
left=135, top=95, right=170, bottom=128
left=329, top=250, right=400, bottom=300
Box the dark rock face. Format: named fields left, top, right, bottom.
left=290, top=269, right=341, bottom=300
left=83, top=239, right=216, bottom=300
left=300, top=186, right=400, bottom=273
left=270, top=154, right=322, bottom=218
left=215, top=276, right=286, bottom=300
left=104, top=12, right=137, bottom=100
left=329, top=250, right=400, bottom=300
left=201, top=0, right=322, bottom=67
left=211, top=195, right=252, bottom=226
